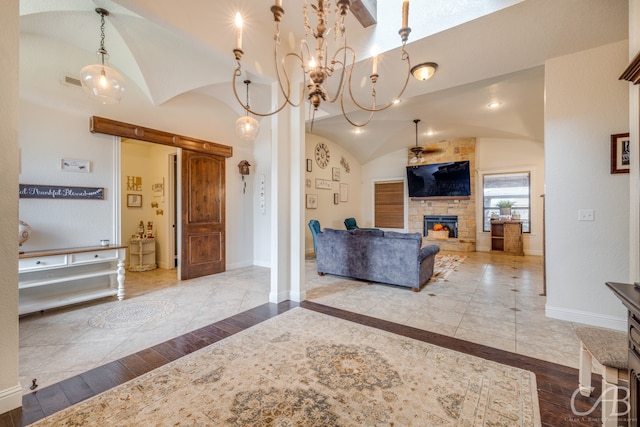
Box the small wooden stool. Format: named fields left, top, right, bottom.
left=575, top=326, right=628, bottom=427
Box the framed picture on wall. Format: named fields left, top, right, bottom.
left=332, top=167, right=340, bottom=181
left=306, top=194, right=318, bottom=209
left=340, top=183, right=348, bottom=202
left=306, top=159, right=312, bottom=172
left=611, top=133, right=630, bottom=174
left=127, top=194, right=142, bottom=207
left=334, top=193, right=339, bottom=204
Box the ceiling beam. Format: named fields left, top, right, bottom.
left=351, top=0, right=377, bottom=28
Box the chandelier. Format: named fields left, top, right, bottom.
left=80, top=8, right=126, bottom=104
left=232, top=0, right=416, bottom=128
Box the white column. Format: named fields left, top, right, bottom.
left=268, top=81, right=306, bottom=303
left=0, top=0, right=22, bottom=414
left=289, top=84, right=306, bottom=302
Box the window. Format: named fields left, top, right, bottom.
left=483, top=172, right=530, bottom=232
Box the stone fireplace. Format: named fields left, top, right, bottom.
left=424, top=215, right=458, bottom=238
left=407, top=137, right=476, bottom=252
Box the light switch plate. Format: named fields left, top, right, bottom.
left=578, top=209, right=594, bottom=221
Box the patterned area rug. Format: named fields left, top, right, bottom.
left=37, top=308, right=540, bottom=426
left=432, top=253, right=467, bottom=282
left=88, top=300, right=175, bottom=329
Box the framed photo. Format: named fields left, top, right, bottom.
left=127, top=193, right=143, bottom=207
left=340, top=183, right=348, bottom=202
left=334, top=193, right=339, bottom=204
left=60, top=158, right=90, bottom=173
left=332, top=167, right=340, bottom=181
left=315, top=178, right=332, bottom=189
left=306, top=159, right=312, bottom=172
left=611, top=133, right=630, bottom=174
left=306, top=194, right=318, bottom=209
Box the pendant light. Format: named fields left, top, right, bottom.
left=80, top=8, right=126, bottom=104
left=235, top=80, right=259, bottom=141
left=409, top=119, right=423, bottom=164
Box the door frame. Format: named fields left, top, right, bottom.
left=90, top=116, right=233, bottom=276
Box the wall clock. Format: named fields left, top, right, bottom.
left=315, top=142, right=330, bottom=168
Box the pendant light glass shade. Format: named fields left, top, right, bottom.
left=235, top=115, right=260, bottom=141
left=80, top=8, right=125, bottom=104
left=80, top=53, right=126, bottom=104
left=235, top=80, right=259, bottom=141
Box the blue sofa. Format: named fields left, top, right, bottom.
left=315, top=228, right=440, bottom=292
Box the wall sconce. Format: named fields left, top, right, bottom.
left=238, top=160, right=251, bottom=194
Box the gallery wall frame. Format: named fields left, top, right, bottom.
left=332, top=167, right=340, bottom=181
left=340, top=183, right=348, bottom=202
left=315, top=178, right=332, bottom=189
left=127, top=193, right=143, bottom=207
left=306, top=194, right=318, bottom=209
left=611, top=132, right=630, bottom=174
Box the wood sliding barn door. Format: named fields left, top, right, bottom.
left=180, top=150, right=226, bottom=280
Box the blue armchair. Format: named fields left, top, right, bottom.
left=344, top=217, right=378, bottom=231
left=308, top=219, right=322, bottom=253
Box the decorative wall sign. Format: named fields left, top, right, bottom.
left=19, top=184, right=104, bottom=199
left=306, top=159, right=312, bottom=172
left=126, top=176, right=142, bottom=191
left=334, top=193, right=339, bottom=204
left=60, top=158, right=90, bottom=172
left=315, top=178, right=332, bottom=189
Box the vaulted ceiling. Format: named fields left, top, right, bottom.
left=19, top=0, right=628, bottom=163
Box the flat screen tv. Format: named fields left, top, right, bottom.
left=406, top=160, right=471, bottom=198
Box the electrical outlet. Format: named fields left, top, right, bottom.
left=578, top=209, right=594, bottom=221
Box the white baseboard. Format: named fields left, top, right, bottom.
left=545, top=304, right=627, bottom=331
left=226, top=260, right=254, bottom=270
left=253, top=259, right=270, bottom=268
left=269, top=290, right=290, bottom=303
left=0, top=384, right=22, bottom=415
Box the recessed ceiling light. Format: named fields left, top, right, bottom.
left=487, top=102, right=502, bottom=109
left=426, top=130, right=435, bottom=136
left=353, top=128, right=363, bottom=134
left=392, top=99, right=401, bottom=105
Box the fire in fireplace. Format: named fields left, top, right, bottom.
left=424, top=215, right=458, bottom=238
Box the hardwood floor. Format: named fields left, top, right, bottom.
left=1, top=301, right=612, bottom=426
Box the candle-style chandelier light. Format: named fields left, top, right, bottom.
left=231, top=0, right=418, bottom=129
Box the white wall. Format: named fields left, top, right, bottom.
left=0, top=0, right=20, bottom=414
left=18, top=33, right=264, bottom=271
left=545, top=40, right=630, bottom=329
left=304, top=134, right=362, bottom=254
left=475, top=138, right=545, bottom=255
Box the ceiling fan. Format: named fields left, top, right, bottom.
left=409, top=119, right=441, bottom=163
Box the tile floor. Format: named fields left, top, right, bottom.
left=18, top=250, right=583, bottom=395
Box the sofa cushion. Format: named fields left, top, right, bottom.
left=384, top=231, right=421, bottom=241
left=351, top=228, right=385, bottom=237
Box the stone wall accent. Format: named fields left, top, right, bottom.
left=407, top=137, right=476, bottom=252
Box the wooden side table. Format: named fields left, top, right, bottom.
left=491, top=220, right=524, bottom=255
left=128, top=238, right=157, bottom=271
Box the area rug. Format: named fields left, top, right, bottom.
left=37, top=307, right=540, bottom=426
left=432, top=253, right=467, bottom=282
left=88, top=300, right=175, bottom=329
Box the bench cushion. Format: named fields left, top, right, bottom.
left=575, top=326, right=628, bottom=370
